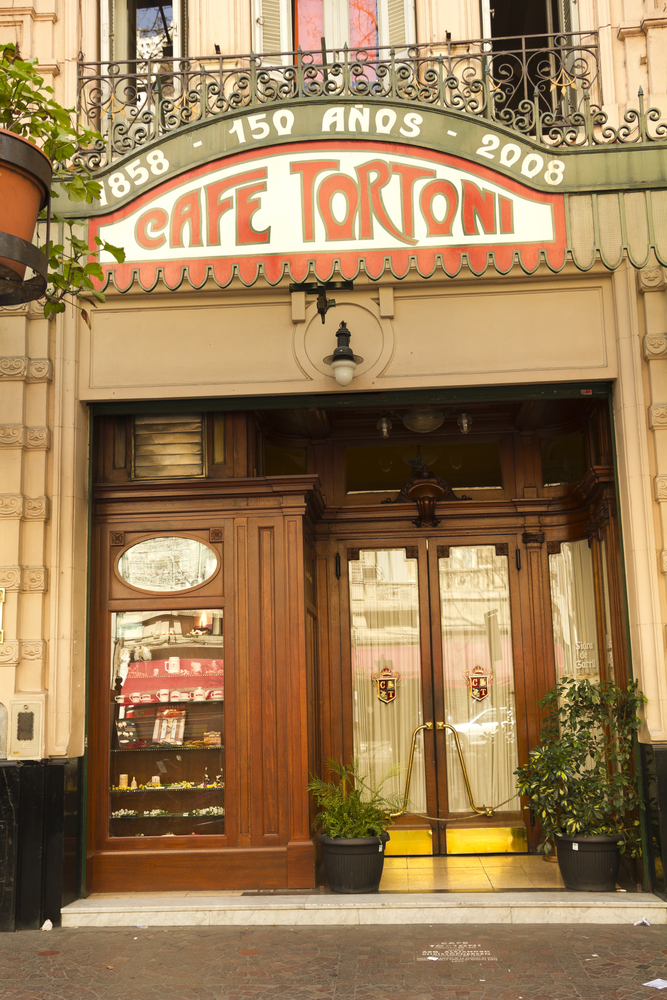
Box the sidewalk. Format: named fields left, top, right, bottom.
left=3, top=923, right=667, bottom=999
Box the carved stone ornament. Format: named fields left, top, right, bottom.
left=0, top=495, right=24, bottom=518
left=0, top=356, right=28, bottom=379
left=547, top=541, right=563, bottom=555
left=495, top=543, right=509, bottom=557
left=347, top=548, right=361, bottom=561
left=638, top=266, right=667, bottom=292
left=437, top=545, right=450, bottom=559
left=0, top=357, right=52, bottom=382
left=209, top=527, right=223, bottom=542
left=0, top=425, right=25, bottom=448
left=643, top=335, right=667, bottom=360
left=404, top=546, right=418, bottom=560
left=522, top=530, right=545, bottom=546
left=110, top=531, right=125, bottom=546
left=0, top=567, right=21, bottom=590
left=21, top=640, right=45, bottom=660
left=20, top=568, right=47, bottom=592
left=23, top=496, right=49, bottom=521
left=28, top=359, right=53, bottom=382
left=26, top=427, right=50, bottom=449
left=649, top=405, right=667, bottom=429
left=0, top=640, right=20, bottom=666
left=654, top=476, right=667, bottom=502
left=0, top=425, right=51, bottom=449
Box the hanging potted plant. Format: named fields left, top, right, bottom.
left=515, top=678, right=645, bottom=891
left=308, top=760, right=403, bottom=894
left=0, top=42, right=123, bottom=317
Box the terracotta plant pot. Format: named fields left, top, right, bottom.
left=0, top=128, right=51, bottom=280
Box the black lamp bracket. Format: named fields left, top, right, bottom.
left=289, top=280, right=354, bottom=324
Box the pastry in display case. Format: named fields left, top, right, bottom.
left=109, top=609, right=225, bottom=836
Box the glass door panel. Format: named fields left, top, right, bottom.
left=349, top=549, right=427, bottom=813
left=438, top=546, right=520, bottom=814
left=548, top=539, right=600, bottom=683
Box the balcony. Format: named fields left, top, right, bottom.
left=77, top=32, right=662, bottom=169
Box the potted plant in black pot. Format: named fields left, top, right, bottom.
left=308, top=760, right=403, bottom=894
left=515, top=677, right=645, bottom=891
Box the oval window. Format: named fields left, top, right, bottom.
left=117, top=537, right=218, bottom=592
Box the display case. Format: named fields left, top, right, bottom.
left=110, top=609, right=224, bottom=837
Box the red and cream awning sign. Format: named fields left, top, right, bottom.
left=92, top=140, right=567, bottom=290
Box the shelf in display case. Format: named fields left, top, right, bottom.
left=112, top=744, right=223, bottom=753
left=111, top=782, right=223, bottom=792
left=111, top=809, right=225, bottom=819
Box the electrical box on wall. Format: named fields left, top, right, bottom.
left=9, top=700, right=42, bottom=759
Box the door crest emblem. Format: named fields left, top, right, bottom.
left=371, top=659, right=401, bottom=705
left=464, top=664, right=494, bottom=702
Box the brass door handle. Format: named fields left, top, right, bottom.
left=434, top=721, right=493, bottom=817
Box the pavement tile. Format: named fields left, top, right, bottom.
left=1, top=924, right=666, bottom=999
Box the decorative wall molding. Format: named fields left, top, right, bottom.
left=0, top=495, right=24, bottom=518
left=20, top=640, right=46, bottom=660
left=0, top=567, right=46, bottom=591
left=0, top=425, right=51, bottom=449
left=26, top=427, right=51, bottom=450
left=20, top=568, right=48, bottom=592
left=0, top=567, right=21, bottom=590
left=23, top=496, right=50, bottom=520
left=522, top=530, right=545, bottom=546
left=638, top=266, right=667, bottom=292
left=28, top=359, right=53, bottom=382
left=650, top=405, right=667, bottom=428
left=0, top=425, right=25, bottom=447
left=0, top=641, right=20, bottom=666
left=0, top=357, right=52, bottom=382
left=0, top=495, right=50, bottom=520
left=643, top=334, right=667, bottom=360
left=654, top=476, right=667, bottom=501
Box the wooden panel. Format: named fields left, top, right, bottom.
left=285, top=514, right=310, bottom=845
left=287, top=840, right=315, bottom=889
left=234, top=518, right=251, bottom=849
left=258, top=523, right=279, bottom=841
left=88, top=847, right=288, bottom=892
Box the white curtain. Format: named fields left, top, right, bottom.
left=549, top=539, right=600, bottom=683
left=439, top=546, right=520, bottom=814
left=350, top=549, right=426, bottom=813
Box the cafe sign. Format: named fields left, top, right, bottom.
left=92, top=139, right=567, bottom=290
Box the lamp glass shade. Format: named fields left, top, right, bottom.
left=402, top=408, right=445, bottom=434
left=332, top=357, right=357, bottom=386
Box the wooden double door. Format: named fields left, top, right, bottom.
left=339, top=533, right=543, bottom=854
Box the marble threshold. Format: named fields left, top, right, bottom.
left=61, top=891, right=667, bottom=927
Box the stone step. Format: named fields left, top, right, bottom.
left=61, top=891, right=667, bottom=927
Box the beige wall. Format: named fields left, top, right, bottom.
left=79, top=270, right=618, bottom=402
left=1, top=0, right=667, bottom=760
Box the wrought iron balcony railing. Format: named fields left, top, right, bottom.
left=76, top=32, right=666, bottom=169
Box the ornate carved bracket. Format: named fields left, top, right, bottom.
left=383, top=464, right=468, bottom=528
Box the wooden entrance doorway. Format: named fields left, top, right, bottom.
left=340, top=535, right=532, bottom=855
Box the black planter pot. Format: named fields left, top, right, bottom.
left=556, top=833, right=622, bottom=891
left=320, top=832, right=390, bottom=893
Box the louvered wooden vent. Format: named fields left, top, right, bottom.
left=133, top=414, right=204, bottom=479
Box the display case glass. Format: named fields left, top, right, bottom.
left=109, top=609, right=224, bottom=837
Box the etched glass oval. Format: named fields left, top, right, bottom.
left=117, top=537, right=218, bottom=592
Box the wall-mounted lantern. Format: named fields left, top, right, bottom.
left=323, top=320, right=364, bottom=387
